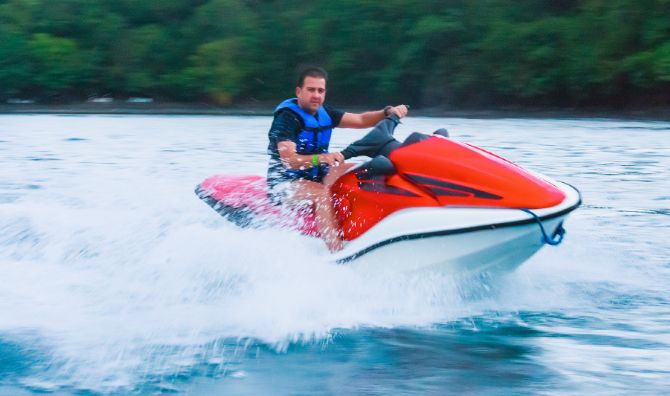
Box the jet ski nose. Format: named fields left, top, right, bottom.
left=389, top=137, right=567, bottom=209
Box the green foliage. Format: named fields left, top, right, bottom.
left=176, top=38, right=248, bottom=104
left=479, top=19, right=565, bottom=98
left=0, top=28, right=32, bottom=96
left=651, top=41, right=670, bottom=81
left=0, top=0, right=668, bottom=107
left=28, top=33, right=86, bottom=95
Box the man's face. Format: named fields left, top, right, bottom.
left=296, top=76, right=326, bottom=114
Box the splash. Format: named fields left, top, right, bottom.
left=2, top=114, right=667, bottom=393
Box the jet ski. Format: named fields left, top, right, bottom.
left=196, top=115, right=581, bottom=273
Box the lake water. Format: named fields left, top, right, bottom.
left=0, top=114, right=669, bottom=395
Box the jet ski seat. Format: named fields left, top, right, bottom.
left=401, top=132, right=431, bottom=147
left=354, top=155, right=396, bottom=180
left=400, top=128, right=450, bottom=148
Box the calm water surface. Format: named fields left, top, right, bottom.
left=0, top=115, right=669, bottom=395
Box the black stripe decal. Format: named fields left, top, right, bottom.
left=358, top=182, right=420, bottom=197
left=424, top=186, right=469, bottom=197
left=406, top=174, right=502, bottom=200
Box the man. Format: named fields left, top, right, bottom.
left=267, top=66, right=408, bottom=252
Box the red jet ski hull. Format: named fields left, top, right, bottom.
left=196, top=175, right=319, bottom=236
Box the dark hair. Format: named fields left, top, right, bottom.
left=297, top=66, right=328, bottom=87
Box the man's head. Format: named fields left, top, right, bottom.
left=296, top=66, right=327, bottom=114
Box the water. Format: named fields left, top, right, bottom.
left=1, top=114, right=669, bottom=395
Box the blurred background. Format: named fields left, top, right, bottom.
left=0, top=0, right=669, bottom=110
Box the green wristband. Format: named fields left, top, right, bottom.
left=313, top=154, right=318, bottom=166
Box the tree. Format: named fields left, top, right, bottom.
left=174, top=38, right=248, bottom=104
left=28, top=33, right=86, bottom=97
left=0, top=28, right=32, bottom=97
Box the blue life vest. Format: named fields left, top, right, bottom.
left=274, top=98, right=334, bottom=181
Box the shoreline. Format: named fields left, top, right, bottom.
left=1, top=102, right=669, bottom=121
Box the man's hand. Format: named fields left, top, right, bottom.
left=386, top=104, right=408, bottom=119
left=340, top=105, right=409, bottom=129
left=318, top=152, right=344, bottom=166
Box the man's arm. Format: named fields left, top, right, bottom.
left=338, top=105, right=408, bottom=129
left=278, top=141, right=344, bottom=169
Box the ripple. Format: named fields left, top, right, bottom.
left=583, top=205, right=670, bottom=216
left=0, top=183, right=42, bottom=191
left=617, top=208, right=670, bottom=216
left=26, top=157, right=61, bottom=162
left=0, top=194, right=19, bottom=203
left=617, top=126, right=670, bottom=131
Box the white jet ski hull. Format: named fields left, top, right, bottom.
left=331, top=181, right=581, bottom=274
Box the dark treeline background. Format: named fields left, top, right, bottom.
left=1, top=0, right=669, bottom=109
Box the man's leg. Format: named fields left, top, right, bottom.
left=285, top=179, right=343, bottom=252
